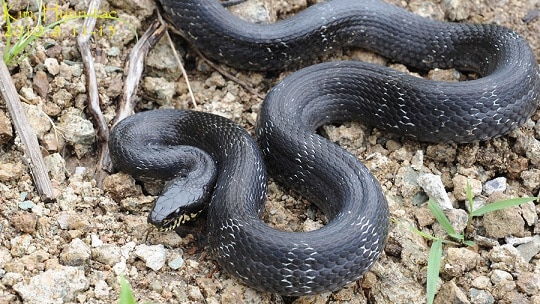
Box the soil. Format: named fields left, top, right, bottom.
left=0, top=0, right=539, bottom=303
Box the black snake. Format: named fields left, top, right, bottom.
left=109, top=0, right=540, bottom=296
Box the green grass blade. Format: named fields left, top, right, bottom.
left=428, top=199, right=457, bottom=236
left=119, top=276, right=136, bottom=304
left=471, top=196, right=538, bottom=217
left=427, top=239, right=443, bottom=304
left=407, top=224, right=440, bottom=241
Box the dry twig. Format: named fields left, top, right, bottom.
left=0, top=58, right=56, bottom=201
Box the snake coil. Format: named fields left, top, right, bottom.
left=109, top=0, right=540, bottom=296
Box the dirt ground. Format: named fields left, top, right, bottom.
left=0, top=0, right=539, bottom=303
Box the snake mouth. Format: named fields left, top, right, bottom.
left=150, top=210, right=203, bottom=232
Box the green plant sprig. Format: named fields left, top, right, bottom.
left=409, top=180, right=538, bottom=304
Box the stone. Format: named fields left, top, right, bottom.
left=134, top=244, right=167, bottom=271
left=483, top=177, right=507, bottom=195
left=11, top=212, right=38, bottom=234
left=471, top=276, right=491, bottom=290
left=10, top=234, right=34, bottom=257
left=434, top=280, right=470, bottom=304
left=43, top=153, right=67, bottom=183
left=13, top=266, right=89, bottom=303
left=91, top=245, right=123, bottom=266
left=452, top=174, right=482, bottom=201
left=0, top=110, right=13, bottom=144
left=56, top=211, right=88, bottom=230
left=168, top=252, right=185, bottom=270
left=44, top=58, right=60, bottom=75
left=142, top=77, right=176, bottom=106
left=516, top=272, right=540, bottom=296
left=56, top=108, right=96, bottom=156
left=417, top=173, right=453, bottom=210
left=103, top=173, right=143, bottom=202
left=443, top=247, right=482, bottom=277
left=516, top=235, right=540, bottom=262
left=520, top=169, right=540, bottom=192
left=489, top=245, right=528, bottom=273
left=483, top=206, right=525, bottom=238
left=22, top=103, right=51, bottom=139
left=0, top=162, right=25, bottom=182
left=33, top=70, right=50, bottom=98
left=469, top=288, right=495, bottom=304
left=60, top=238, right=91, bottom=266
left=490, top=269, right=516, bottom=294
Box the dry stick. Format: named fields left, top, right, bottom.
left=194, top=48, right=265, bottom=100
left=163, top=29, right=198, bottom=109
left=76, top=0, right=109, bottom=183
left=0, top=59, right=56, bottom=201
left=165, top=26, right=265, bottom=100
left=110, top=19, right=167, bottom=129
left=101, top=19, right=167, bottom=172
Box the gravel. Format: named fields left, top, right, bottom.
left=0, top=0, right=539, bottom=303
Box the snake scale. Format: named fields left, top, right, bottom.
left=109, top=0, right=540, bottom=296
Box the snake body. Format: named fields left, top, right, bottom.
left=109, top=0, right=540, bottom=296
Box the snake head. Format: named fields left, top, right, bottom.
left=147, top=159, right=217, bottom=231
left=147, top=176, right=212, bottom=231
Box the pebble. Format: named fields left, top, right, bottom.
left=60, top=238, right=91, bottom=266
left=411, top=150, right=424, bottom=170
left=13, top=266, right=89, bottom=303
left=56, top=211, right=88, bottom=230
left=443, top=247, right=481, bottom=277
left=452, top=174, right=482, bottom=201
left=2, top=272, right=24, bottom=287
left=516, top=235, right=540, bottom=262
left=520, top=169, right=540, bottom=192
left=0, top=162, right=25, bottom=182
left=94, top=279, right=110, bottom=299
left=0, top=110, right=13, bottom=144
left=469, top=288, right=495, bottom=304
left=168, top=254, right=185, bottom=270
left=102, top=173, right=143, bottom=202
left=91, top=234, right=103, bottom=247
left=524, top=137, right=540, bottom=166
left=56, top=108, right=96, bottom=156
left=417, top=173, right=453, bottom=210
left=32, top=70, right=50, bottom=98
left=444, top=208, right=469, bottom=235
left=11, top=212, right=38, bottom=234
left=10, top=234, right=34, bottom=257
left=18, top=200, right=35, bottom=211
left=434, top=280, right=469, bottom=304
left=91, top=244, right=123, bottom=266
left=520, top=202, right=537, bottom=226
left=516, top=272, right=540, bottom=296
left=471, top=276, right=492, bottom=290
left=22, top=103, right=52, bottom=139
left=489, top=245, right=528, bottom=273
left=134, top=244, right=167, bottom=271
left=44, top=58, right=60, bottom=75
left=483, top=206, right=525, bottom=238
left=142, top=77, right=176, bottom=106
left=43, top=153, right=67, bottom=183
left=483, top=177, right=507, bottom=195
left=490, top=269, right=514, bottom=285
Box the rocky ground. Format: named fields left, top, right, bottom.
left=1, top=0, right=540, bottom=303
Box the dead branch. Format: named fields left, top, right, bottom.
left=110, top=18, right=167, bottom=128
left=0, top=58, right=56, bottom=201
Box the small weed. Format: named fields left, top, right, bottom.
left=118, top=276, right=136, bottom=304
left=409, top=181, right=538, bottom=304
left=1, top=0, right=136, bottom=65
